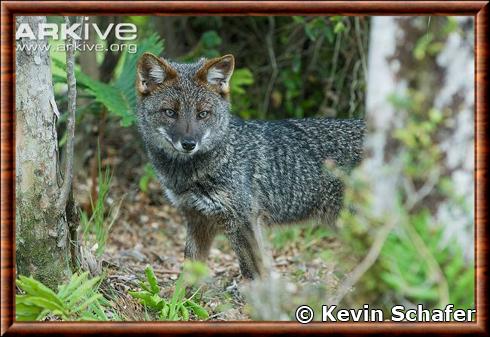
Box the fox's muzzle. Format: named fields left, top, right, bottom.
left=181, top=138, right=197, bottom=152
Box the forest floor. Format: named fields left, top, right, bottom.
left=73, top=125, right=348, bottom=321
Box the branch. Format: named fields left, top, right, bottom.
left=330, top=167, right=441, bottom=306
left=331, top=218, right=396, bottom=306
left=354, top=17, right=368, bottom=84
left=261, top=17, right=278, bottom=118
left=57, top=16, right=80, bottom=214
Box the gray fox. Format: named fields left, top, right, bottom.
left=136, top=53, right=365, bottom=279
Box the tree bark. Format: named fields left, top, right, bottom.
left=15, top=16, right=72, bottom=288
left=365, top=16, right=474, bottom=259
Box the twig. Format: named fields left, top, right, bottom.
left=354, top=17, right=368, bottom=85
left=403, top=168, right=440, bottom=210
left=400, top=167, right=448, bottom=307
left=261, top=17, right=278, bottom=118
left=57, top=16, right=80, bottom=214
left=331, top=166, right=444, bottom=307
left=331, top=218, right=396, bottom=306
left=402, top=218, right=450, bottom=307
left=319, top=30, right=342, bottom=115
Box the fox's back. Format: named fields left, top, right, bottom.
left=228, top=118, right=365, bottom=225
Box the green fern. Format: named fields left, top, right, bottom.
left=114, top=34, right=164, bottom=116
left=53, top=34, right=164, bottom=127
left=129, top=264, right=209, bottom=321
left=16, top=272, right=113, bottom=321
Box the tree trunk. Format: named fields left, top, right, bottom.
left=365, top=16, right=474, bottom=258
left=16, top=16, right=72, bottom=288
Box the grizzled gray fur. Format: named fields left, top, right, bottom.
left=136, top=53, right=365, bottom=279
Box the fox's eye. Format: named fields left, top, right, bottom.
left=163, top=109, right=176, bottom=118
left=197, top=110, right=210, bottom=120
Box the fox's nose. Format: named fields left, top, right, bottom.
left=181, top=139, right=197, bottom=152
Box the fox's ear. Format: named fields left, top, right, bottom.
left=196, top=54, right=235, bottom=98
left=136, top=53, right=177, bottom=95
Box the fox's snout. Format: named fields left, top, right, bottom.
left=180, top=138, right=197, bottom=152
left=171, top=123, right=202, bottom=154
left=171, top=132, right=201, bottom=154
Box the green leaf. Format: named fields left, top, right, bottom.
left=129, top=290, right=153, bottom=302
left=140, top=282, right=152, bottom=293
left=52, top=34, right=165, bottom=127
left=17, top=276, right=64, bottom=309
left=170, top=276, right=185, bottom=306
left=58, top=272, right=88, bottom=300
left=22, top=296, right=65, bottom=312
left=323, top=26, right=334, bottom=43
left=292, top=16, right=305, bottom=24
left=15, top=301, right=44, bottom=321
left=333, top=21, right=346, bottom=34
left=129, top=291, right=164, bottom=310
left=73, top=293, right=103, bottom=314
left=230, top=68, right=254, bottom=96
left=185, top=300, right=209, bottom=319
left=17, top=273, right=109, bottom=321
left=405, top=286, right=439, bottom=301
left=139, top=164, right=156, bottom=193
left=91, top=301, right=109, bottom=321
left=200, top=31, right=222, bottom=49
left=161, top=303, right=170, bottom=319
left=304, top=23, right=317, bottom=41
left=114, top=33, right=165, bottom=122
left=144, top=265, right=160, bottom=294
left=168, top=303, right=177, bottom=321
left=180, top=304, right=189, bottom=321
left=66, top=276, right=101, bottom=308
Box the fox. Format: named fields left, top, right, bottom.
left=135, top=52, right=365, bottom=279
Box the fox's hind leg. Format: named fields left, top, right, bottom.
left=317, top=175, right=345, bottom=226
left=225, top=220, right=265, bottom=279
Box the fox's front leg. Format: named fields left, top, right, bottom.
left=225, top=221, right=265, bottom=279
left=184, top=213, right=217, bottom=262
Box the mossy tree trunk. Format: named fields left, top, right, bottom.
left=15, top=16, right=74, bottom=289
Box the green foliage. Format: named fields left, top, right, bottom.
left=333, top=21, right=346, bottom=34
left=339, top=170, right=474, bottom=312
left=380, top=210, right=473, bottom=308
left=413, top=16, right=457, bottom=61
left=270, top=224, right=332, bottom=254
left=200, top=31, right=223, bottom=58
left=389, top=91, right=444, bottom=179
left=183, top=30, right=223, bottom=60
left=139, top=163, right=157, bottom=193
left=77, top=70, right=134, bottom=126
left=304, top=17, right=332, bottom=42
left=16, top=272, right=112, bottom=321
left=230, top=68, right=254, bottom=95
left=129, top=264, right=209, bottom=321
left=53, top=34, right=164, bottom=127
left=337, top=83, right=474, bottom=312
left=53, top=16, right=366, bottom=125
left=114, top=34, right=164, bottom=122
left=80, top=147, right=119, bottom=257
left=230, top=68, right=255, bottom=118
left=177, top=27, right=255, bottom=118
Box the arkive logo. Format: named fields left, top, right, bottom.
left=16, top=17, right=137, bottom=41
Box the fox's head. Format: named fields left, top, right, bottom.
left=136, top=53, right=234, bottom=157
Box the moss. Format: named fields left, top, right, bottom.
left=16, top=190, right=72, bottom=290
